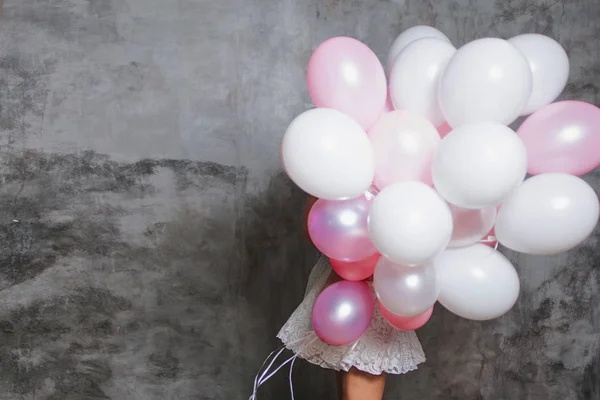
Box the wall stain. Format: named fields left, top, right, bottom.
left=0, top=54, right=50, bottom=148
left=0, top=288, right=128, bottom=399
left=0, top=149, right=247, bottom=399
left=8, top=0, right=122, bottom=43
left=495, top=226, right=600, bottom=399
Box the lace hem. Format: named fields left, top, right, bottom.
left=277, top=256, right=426, bottom=376
left=277, top=330, right=425, bottom=375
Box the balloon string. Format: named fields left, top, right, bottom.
left=249, top=333, right=317, bottom=400
left=257, top=346, right=287, bottom=385
left=349, top=338, right=360, bottom=353
left=252, top=346, right=286, bottom=397
left=258, top=353, right=296, bottom=385
left=289, top=355, right=298, bottom=400
left=258, top=334, right=315, bottom=385
left=258, top=336, right=318, bottom=386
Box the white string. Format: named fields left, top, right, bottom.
left=256, top=333, right=313, bottom=385
left=348, top=338, right=360, bottom=353
left=257, top=347, right=286, bottom=386
left=249, top=334, right=317, bottom=400
left=258, top=354, right=296, bottom=385
left=258, top=337, right=318, bottom=386
left=289, top=355, right=298, bottom=400
left=253, top=346, right=284, bottom=396
left=252, top=346, right=286, bottom=398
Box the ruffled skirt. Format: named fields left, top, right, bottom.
left=277, top=256, right=425, bottom=375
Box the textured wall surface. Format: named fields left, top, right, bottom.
left=0, top=0, right=598, bottom=399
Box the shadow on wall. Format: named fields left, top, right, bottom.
left=237, top=170, right=337, bottom=399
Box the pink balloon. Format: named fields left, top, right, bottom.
left=378, top=300, right=433, bottom=331
left=369, top=110, right=441, bottom=189
left=330, top=253, right=381, bottom=281
left=517, top=101, right=600, bottom=176
left=308, top=192, right=378, bottom=262
left=307, top=37, right=387, bottom=130
left=437, top=121, right=452, bottom=138
left=312, top=280, right=374, bottom=346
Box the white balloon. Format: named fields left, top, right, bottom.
left=439, top=38, right=533, bottom=127
left=432, top=122, right=527, bottom=209
left=435, top=244, right=520, bottom=321
left=448, top=204, right=497, bottom=248
left=368, top=181, right=453, bottom=265
left=389, top=38, right=456, bottom=126
left=374, top=257, right=439, bottom=317
left=281, top=108, right=374, bottom=200
left=495, top=173, right=600, bottom=254
left=386, top=25, right=450, bottom=73
left=369, top=110, right=441, bottom=189
left=509, top=33, right=570, bottom=115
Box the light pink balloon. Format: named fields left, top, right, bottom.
left=517, top=101, right=600, bottom=176
left=312, top=280, right=374, bottom=346
left=307, top=37, right=387, bottom=130
left=448, top=204, right=497, bottom=248
left=330, top=253, right=381, bottom=281
left=378, top=300, right=433, bottom=331
left=308, top=192, right=378, bottom=262
left=369, top=110, right=441, bottom=189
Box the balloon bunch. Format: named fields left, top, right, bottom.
left=281, top=26, right=600, bottom=346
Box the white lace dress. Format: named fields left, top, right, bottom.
left=277, top=256, right=426, bottom=375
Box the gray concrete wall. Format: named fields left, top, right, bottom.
left=0, top=0, right=597, bottom=399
